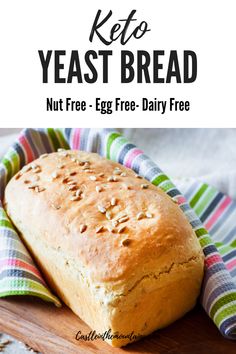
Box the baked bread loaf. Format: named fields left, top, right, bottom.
left=4, top=150, right=204, bottom=347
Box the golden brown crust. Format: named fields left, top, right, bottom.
left=4, top=150, right=204, bottom=347
left=5, top=150, right=201, bottom=284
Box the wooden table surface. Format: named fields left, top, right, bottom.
left=0, top=297, right=235, bottom=354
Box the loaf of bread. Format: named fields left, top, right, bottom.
left=4, top=150, right=204, bottom=347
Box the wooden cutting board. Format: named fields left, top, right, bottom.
left=0, top=297, right=235, bottom=354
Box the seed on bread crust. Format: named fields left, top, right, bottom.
left=107, top=175, right=118, bottom=182
left=96, top=225, right=103, bottom=233
left=118, top=216, right=129, bottom=223
left=122, top=238, right=131, bottom=246
left=39, top=153, right=48, bottom=159
left=136, top=212, right=145, bottom=220
left=68, top=185, right=77, bottom=191
left=106, top=211, right=112, bottom=220
left=96, top=186, right=102, bottom=193
left=51, top=171, right=59, bottom=179
left=80, top=224, right=87, bottom=233
left=22, top=165, right=32, bottom=173
left=111, top=197, right=116, bottom=206
left=118, top=225, right=126, bottom=233
left=98, top=205, right=106, bottom=214
left=15, top=172, right=22, bottom=180
left=51, top=203, right=61, bottom=210
left=70, top=195, right=81, bottom=201
left=28, top=184, right=39, bottom=189
left=75, top=189, right=82, bottom=197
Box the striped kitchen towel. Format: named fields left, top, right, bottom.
left=0, top=128, right=236, bottom=339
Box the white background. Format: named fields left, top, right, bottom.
left=0, top=0, right=235, bottom=127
